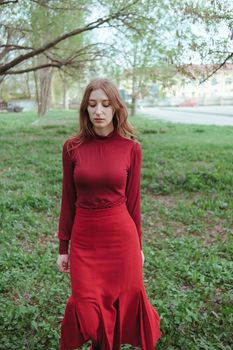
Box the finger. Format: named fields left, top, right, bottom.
left=59, top=263, right=70, bottom=272
left=63, top=268, right=70, bottom=274
left=58, top=263, right=66, bottom=272
left=59, top=267, right=70, bottom=273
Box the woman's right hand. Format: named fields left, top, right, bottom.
left=57, top=254, right=70, bottom=273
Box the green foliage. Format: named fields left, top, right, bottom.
left=0, top=111, right=232, bottom=349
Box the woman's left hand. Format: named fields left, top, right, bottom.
left=141, top=250, right=145, bottom=266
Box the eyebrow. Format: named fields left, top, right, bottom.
left=88, top=99, right=110, bottom=101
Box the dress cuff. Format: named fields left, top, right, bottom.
left=59, top=239, right=69, bottom=254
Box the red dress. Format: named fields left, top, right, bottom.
left=57, top=129, right=161, bottom=350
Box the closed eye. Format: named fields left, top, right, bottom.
left=88, top=100, right=111, bottom=108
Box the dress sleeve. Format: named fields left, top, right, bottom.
left=57, top=141, right=76, bottom=254
left=125, top=142, right=143, bottom=249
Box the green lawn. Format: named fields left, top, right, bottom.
left=0, top=111, right=232, bottom=350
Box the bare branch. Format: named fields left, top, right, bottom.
left=0, top=0, right=18, bottom=5
left=199, top=52, right=233, bottom=84
left=0, top=44, right=33, bottom=51
left=4, top=42, right=114, bottom=74
left=5, top=63, right=62, bottom=74
left=213, top=50, right=233, bottom=54
left=0, top=3, right=138, bottom=75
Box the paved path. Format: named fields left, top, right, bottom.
left=139, top=106, right=233, bottom=126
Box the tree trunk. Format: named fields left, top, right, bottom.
left=130, top=43, right=137, bottom=116
left=37, top=66, right=53, bottom=116
left=33, top=70, right=39, bottom=108
left=63, top=75, right=69, bottom=109
left=131, top=95, right=136, bottom=116
left=25, top=72, right=31, bottom=98
left=0, top=77, right=5, bottom=98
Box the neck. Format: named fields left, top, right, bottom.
left=93, top=126, right=114, bottom=137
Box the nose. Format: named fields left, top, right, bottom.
left=95, top=103, right=103, bottom=115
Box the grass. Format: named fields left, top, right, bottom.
left=0, top=110, right=232, bottom=350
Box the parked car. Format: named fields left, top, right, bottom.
left=157, top=97, right=197, bottom=107
left=177, top=98, right=197, bottom=107
left=7, top=103, right=24, bottom=112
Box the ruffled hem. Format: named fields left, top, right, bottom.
left=59, top=288, right=161, bottom=350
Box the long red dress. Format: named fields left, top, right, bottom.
left=57, top=129, right=161, bottom=350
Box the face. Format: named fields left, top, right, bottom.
left=87, top=89, right=115, bottom=132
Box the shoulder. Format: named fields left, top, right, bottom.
left=119, top=138, right=142, bottom=163
left=62, top=139, right=71, bottom=156
left=62, top=137, right=78, bottom=161
left=117, top=134, right=142, bottom=159
left=132, top=140, right=142, bottom=151
left=62, top=135, right=81, bottom=154
left=128, top=139, right=142, bottom=155
left=117, top=134, right=142, bottom=149
left=130, top=141, right=142, bottom=160
left=62, top=139, right=69, bottom=150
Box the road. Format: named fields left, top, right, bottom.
left=139, top=105, right=233, bottom=126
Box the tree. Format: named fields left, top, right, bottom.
left=0, top=0, right=144, bottom=76
left=1, top=0, right=232, bottom=116
left=89, top=0, right=181, bottom=115
left=113, top=0, right=233, bottom=106
left=0, top=0, right=148, bottom=115
left=170, top=0, right=233, bottom=83
left=28, top=0, right=87, bottom=115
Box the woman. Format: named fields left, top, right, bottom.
left=56, top=78, right=161, bottom=350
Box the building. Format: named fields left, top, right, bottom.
left=165, top=64, right=233, bottom=106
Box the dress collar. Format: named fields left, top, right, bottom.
left=92, top=128, right=119, bottom=142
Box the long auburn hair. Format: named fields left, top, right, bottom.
left=67, top=78, right=139, bottom=152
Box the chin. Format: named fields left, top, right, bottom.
left=94, top=123, right=106, bottom=128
